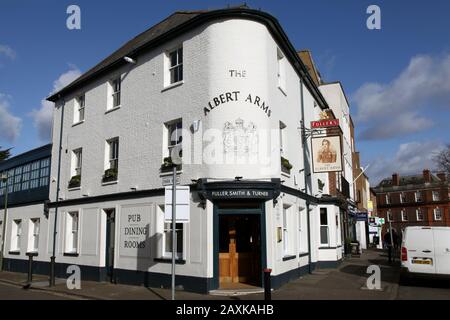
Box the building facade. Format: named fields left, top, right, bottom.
left=374, top=170, right=449, bottom=240
left=1, top=7, right=360, bottom=293
left=0, top=144, right=52, bottom=272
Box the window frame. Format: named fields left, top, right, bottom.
left=10, top=219, right=22, bottom=252
left=416, top=208, right=424, bottom=221
left=72, top=148, right=82, bottom=177
left=65, top=212, right=79, bottom=254
left=432, top=191, right=440, bottom=201
left=433, top=207, right=442, bottom=221
left=107, top=138, right=119, bottom=171
left=168, top=47, right=183, bottom=85
left=276, top=47, right=287, bottom=94
left=319, top=207, right=329, bottom=245
left=401, top=209, right=408, bottom=222
left=28, top=218, right=40, bottom=253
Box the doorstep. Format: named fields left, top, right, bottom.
left=209, top=288, right=265, bottom=297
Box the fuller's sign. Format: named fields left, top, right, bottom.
left=311, top=119, right=340, bottom=128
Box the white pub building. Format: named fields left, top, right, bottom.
left=1, top=6, right=356, bottom=293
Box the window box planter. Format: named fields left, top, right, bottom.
left=102, top=168, right=118, bottom=183
left=281, top=156, right=293, bottom=174
left=160, top=157, right=182, bottom=173
left=68, top=175, right=81, bottom=188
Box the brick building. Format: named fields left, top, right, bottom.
left=373, top=170, right=449, bottom=238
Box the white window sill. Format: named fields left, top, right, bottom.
left=278, top=85, right=287, bottom=96
left=105, top=106, right=121, bottom=114
left=281, top=172, right=291, bottom=178
left=72, top=120, right=85, bottom=127
left=68, top=187, right=81, bottom=191
left=102, top=180, right=118, bottom=186
left=161, top=80, right=184, bottom=93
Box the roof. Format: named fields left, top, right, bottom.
left=377, top=173, right=442, bottom=188
left=0, top=144, right=52, bottom=172
left=46, top=6, right=329, bottom=110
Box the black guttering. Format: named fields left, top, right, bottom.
left=46, top=8, right=329, bottom=110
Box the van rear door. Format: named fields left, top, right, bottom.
left=406, top=227, right=436, bottom=274
left=433, top=228, right=450, bottom=275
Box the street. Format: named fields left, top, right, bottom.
left=0, top=282, right=74, bottom=300
left=0, top=249, right=448, bottom=300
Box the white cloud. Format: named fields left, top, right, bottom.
left=29, top=67, right=81, bottom=141
left=366, top=140, right=446, bottom=185
left=0, top=45, right=16, bottom=60
left=0, top=94, right=22, bottom=142
left=352, top=53, right=450, bottom=140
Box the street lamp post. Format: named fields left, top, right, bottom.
left=0, top=173, right=9, bottom=272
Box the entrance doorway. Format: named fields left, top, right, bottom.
left=104, top=209, right=115, bottom=283
left=219, top=214, right=261, bottom=288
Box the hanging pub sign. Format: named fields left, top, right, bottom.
left=311, top=135, right=343, bottom=173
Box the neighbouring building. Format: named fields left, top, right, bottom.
left=352, top=150, right=370, bottom=250
left=1, top=6, right=364, bottom=293
left=0, top=144, right=52, bottom=272
left=374, top=170, right=450, bottom=241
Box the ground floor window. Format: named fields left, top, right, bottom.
left=164, top=222, right=183, bottom=258
left=434, top=207, right=442, bottom=221
left=28, top=218, right=40, bottom=252
left=10, top=219, right=22, bottom=252
left=320, top=208, right=329, bottom=245
left=65, top=212, right=79, bottom=253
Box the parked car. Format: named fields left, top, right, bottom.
left=400, top=226, right=450, bottom=281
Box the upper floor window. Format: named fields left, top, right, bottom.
left=415, top=191, right=423, bottom=202
left=0, top=158, right=50, bottom=195
left=107, top=77, right=121, bottom=110
left=282, top=204, right=292, bottom=254
left=69, top=148, right=82, bottom=188
left=416, top=208, right=424, bottom=221
left=279, top=121, right=287, bottom=156
left=74, top=94, right=85, bottom=123
left=385, top=194, right=390, bottom=204
left=400, top=192, right=406, bottom=203
left=432, top=191, right=440, bottom=201
left=401, top=209, right=408, bottom=221
left=163, top=120, right=182, bottom=169
left=387, top=210, right=393, bottom=222
left=434, top=207, right=442, bottom=221
left=169, top=47, right=183, bottom=85
left=277, top=48, right=286, bottom=93
left=103, top=138, right=119, bottom=183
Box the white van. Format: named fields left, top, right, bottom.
left=401, top=226, right=450, bottom=279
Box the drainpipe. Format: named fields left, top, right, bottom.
left=50, top=97, right=65, bottom=286
left=300, top=79, right=313, bottom=274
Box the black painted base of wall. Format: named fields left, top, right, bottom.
left=3, top=258, right=341, bottom=294
left=2, top=258, right=212, bottom=294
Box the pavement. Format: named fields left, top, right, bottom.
left=0, top=249, right=448, bottom=300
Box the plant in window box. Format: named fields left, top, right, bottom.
left=68, top=175, right=81, bottom=188
left=161, top=157, right=182, bottom=173
left=102, top=168, right=118, bottom=183
left=281, top=156, right=293, bottom=174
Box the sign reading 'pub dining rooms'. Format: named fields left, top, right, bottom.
left=203, top=91, right=272, bottom=117
left=120, top=203, right=152, bottom=258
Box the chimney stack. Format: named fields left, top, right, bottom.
left=437, top=172, right=447, bottom=182
left=392, top=173, right=400, bottom=186
left=423, top=169, right=431, bottom=183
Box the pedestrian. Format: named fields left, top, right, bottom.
left=383, top=231, right=392, bottom=263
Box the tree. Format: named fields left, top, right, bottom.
left=433, top=144, right=450, bottom=176
left=0, top=147, right=11, bottom=162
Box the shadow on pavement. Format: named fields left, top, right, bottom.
left=401, top=277, right=450, bottom=289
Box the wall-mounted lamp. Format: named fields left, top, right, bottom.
left=190, top=120, right=201, bottom=133
left=124, top=56, right=136, bottom=64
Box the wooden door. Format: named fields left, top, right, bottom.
left=219, top=215, right=261, bottom=287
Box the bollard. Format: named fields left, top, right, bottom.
left=263, top=268, right=272, bottom=301
left=27, top=253, right=34, bottom=284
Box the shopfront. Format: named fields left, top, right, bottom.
left=197, top=178, right=280, bottom=289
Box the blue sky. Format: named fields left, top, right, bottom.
left=0, top=0, right=449, bottom=184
